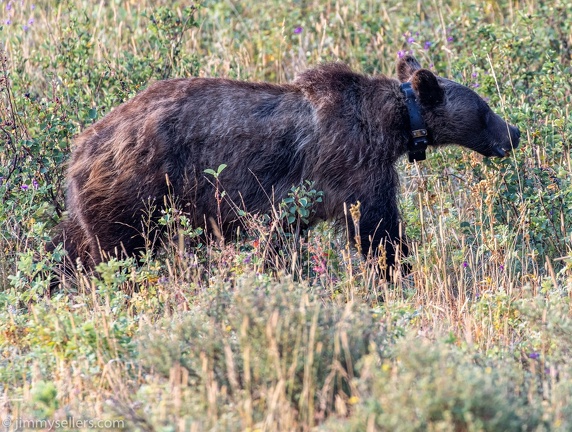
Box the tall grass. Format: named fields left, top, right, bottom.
left=1, top=0, right=572, bottom=430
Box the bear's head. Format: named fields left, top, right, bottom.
left=397, top=55, right=520, bottom=158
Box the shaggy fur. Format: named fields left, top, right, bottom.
left=49, top=55, right=520, bottom=277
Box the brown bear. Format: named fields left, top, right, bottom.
left=49, top=55, right=520, bottom=277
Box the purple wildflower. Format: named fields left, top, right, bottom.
left=528, top=352, right=540, bottom=360
left=5, top=19, right=10, bottom=25
left=21, top=184, right=29, bottom=191
left=397, top=50, right=405, bottom=58
left=293, top=26, right=303, bottom=34
left=472, top=83, right=480, bottom=88
left=407, top=36, right=415, bottom=44
left=6, top=2, right=11, bottom=11
left=32, top=178, right=39, bottom=189
left=424, top=41, right=431, bottom=50
left=462, top=261, right=468, bottom=268
left=158, top=276, right=169, bottom=285
left=28, top=17, right=34, bottom=25
left=499, top=264, right=504, bottom=271
left=31, top=3, right=35, bottom=9
left=447, top=36, right=454, bottom=42
left=471, top=71, right=478, bottom=78
left=243, top=254, right=252, bottom=264
left=22, top=24, right=28, bottom=31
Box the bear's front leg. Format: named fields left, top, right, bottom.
left=348, top=192, right=409, bottom=280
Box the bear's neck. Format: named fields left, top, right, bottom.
left=309, top=75, right=411, bottom=167
left=363, top=77, right=414, bottom=162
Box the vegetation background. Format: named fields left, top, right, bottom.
left=1, top=0, right=571, bottom=430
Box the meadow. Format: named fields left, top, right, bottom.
left=1, top=0, right=572, bottom=430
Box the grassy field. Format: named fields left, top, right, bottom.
left=1, top=0, right=572, bottom=430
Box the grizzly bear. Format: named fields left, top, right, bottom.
left=49, top=55, right=520, bottom=277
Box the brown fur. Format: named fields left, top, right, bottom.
left=49, top=55, right=520, bottom=277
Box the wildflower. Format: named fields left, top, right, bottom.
left=20, top=184, right=29, bottom=191
left=293, top=26, right=303, bottom=34
left=312, top=255, right=327, bottom=275
left=28, top=17, right=34, bottom=25
left=397, top=50, right=405, bottom=58
left=32, top=178, right=39, bottom=189
left=313, top=263, right=326, bottom=275
left=6, top=2, right=11, bottom=11
left=528, top=352, right=540, bottom=360
left=424, top=41, right=431, bottom=50
left=5, top=19, right=10, bottom=25
left=407, top=36, right=415, bottom=44
left=462, top=261, right=468, bottom=268
left=158, top=276, right=169, bottom=285
left=243, top=254, right=251, bottom=264
left=23, top=24, right=29, bottom=31
left=447, top=36, right=454, bottom=42
left=31, top=3, right=35, bottom=9
left=499, top=264, right=504, bottom=271
left=472, top=83, right=480, bottom=88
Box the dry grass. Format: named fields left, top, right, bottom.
left=1, top=0, right=571, bottom=430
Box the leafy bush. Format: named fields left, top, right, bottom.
left=138, top=280, right=388, bottom=429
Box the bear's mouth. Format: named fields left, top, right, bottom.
left=484, top=126, right=520, bottom=158
left=490, top=145, right=511, bottom=158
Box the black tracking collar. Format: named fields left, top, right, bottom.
left=400, top=82, right=430, bottom=162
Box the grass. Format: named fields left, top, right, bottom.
left=1, top=0, right=572, bottom=430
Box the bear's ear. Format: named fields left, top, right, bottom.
left=411, top=69, right=444, bottom=106
left=397, top=55, right=422, bottom=82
